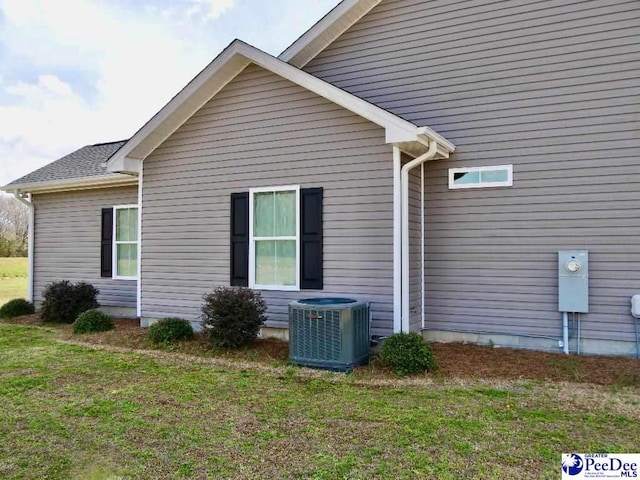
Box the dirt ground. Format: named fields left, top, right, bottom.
left=7, top=315, right=640, bottom=386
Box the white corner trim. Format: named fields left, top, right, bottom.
left=136, top=163, right=143, bottom=317
left=106, top=40, right=455, bottom=173
left=279, top=0, right=383, bottom=68
left=13, top=191, right=34, bottom=303
left=248, top=185, right=301, bottom=292
left=392, top=147, right=402, bottom=334
left=449, top=165, right=513, bottom=190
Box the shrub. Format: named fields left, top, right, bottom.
left=380, top=332, right=437, bottom=376
left=201, top=287, right=267, bottom=349
left=0, top=298, right=35, bottom=319
left=72, top=309, right=115, bottom=334
left=149, top=318, right=194, bottom=344
left=40, top=281, right=100, bottom=324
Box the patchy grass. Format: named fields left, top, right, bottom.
left=0, top=257, right=28, bottom=307
left=0, top=321, right=639, bottom=479
left=0, top=257, right=27, bottom=278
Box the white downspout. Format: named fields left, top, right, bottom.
left=392, top=146, right=402, bottom=333
left=401, top=140, right=438, bottom=332
left=13, top=191, right=34, bottom=303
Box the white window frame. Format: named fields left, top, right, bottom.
left=249, top=185, right=301, bottom=291
left=449, top=165, right=513, bottom=189
left=112, top=204, right=139, bottom=281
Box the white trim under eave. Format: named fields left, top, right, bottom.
left=1, top=174, right=138, bottom=195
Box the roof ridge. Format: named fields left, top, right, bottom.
left=91, top=140, right=129, bottom=147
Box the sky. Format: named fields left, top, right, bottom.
left=0, top=0, right=341, bottom=188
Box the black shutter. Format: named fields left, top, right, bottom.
left=101, top=208, right=113, bottom=278
left=300, top=188, right=323, bottom=290
left=230, top=192, right=249, bottom=286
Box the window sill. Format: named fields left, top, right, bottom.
left=112, top=276, right=138, bottom=281
left=251, top=285, right=300, bottom=292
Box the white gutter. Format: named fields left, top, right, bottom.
left=400, top=140, right=438, bottom=332
left=2, top=174, right=137, bottom=195
left=13, top=191, right=34, bottom=303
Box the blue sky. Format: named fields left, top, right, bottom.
left=0, top=0, right=341, bottom=187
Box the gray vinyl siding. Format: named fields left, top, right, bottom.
left=141, top=64, right=394, bottom=335
left=304, top=0, right=640, bottom=349
left=32, top=186, right=138, bottom=309
left=406, top=157, right=423, bottom=332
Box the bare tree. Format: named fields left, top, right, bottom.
left=0, top=195, right=29, bottom=256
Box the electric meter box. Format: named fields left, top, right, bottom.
left=632, top=295, right=640, bottom=319
left=558, top=250, right=589, bottom=313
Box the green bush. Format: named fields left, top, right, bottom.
left=0, top=298, right=35, bottom=319
left=72, top=309, right=115, bottom=334
left=149, top=318, right=194, bottom=344
left=380, top=332, right=437, bottom=376
left=40, top=281, right=100, bottom=324
left=201, top=287, right=267, bottom=349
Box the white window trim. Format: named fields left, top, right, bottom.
left=113, top=204, right=139, bottom=281
left=249, top=185, right=301, bottom=291
left=449, top=165, right=513, bottom=189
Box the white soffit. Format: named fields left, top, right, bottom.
left=279, top=0, right=382, bottom=68
left=107, top=40, right=455, bottom=173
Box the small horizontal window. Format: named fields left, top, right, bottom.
left=449, top=165, right=513, bottom=189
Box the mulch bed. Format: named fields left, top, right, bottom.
left=4, top=316, right=639, bottom=386
left=431, top=342, right=640, bottom=386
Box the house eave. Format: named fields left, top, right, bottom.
left=278, top=0, right=383, bottom=68
left=1, top=173, right=138, bottom=195
left=106, top=39, right=454, bottom=173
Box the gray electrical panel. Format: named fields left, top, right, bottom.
left=558, top=250, right=589, bottom=313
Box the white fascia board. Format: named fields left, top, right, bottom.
left=106, top=42, right=250, bottom=172
left=279, top=0, right=382, bottom=68
left=1, top=174, right=138, bottom=195
left=104, top=156, right=142, bottom=175
left=106, top=40, right=454, bottom=172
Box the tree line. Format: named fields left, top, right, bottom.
left=0, top=196, right=28, bottom=257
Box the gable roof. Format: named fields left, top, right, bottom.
left=107, top=39, right=454, bottom=174
left=3, top=141, right=137, bottom=194
left=279, top=0, right=382, bottom=68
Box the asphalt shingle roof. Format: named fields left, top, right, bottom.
left=6, top=140, right=128, bottom=187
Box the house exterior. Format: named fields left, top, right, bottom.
left=4, top=0, right=639, bottom=357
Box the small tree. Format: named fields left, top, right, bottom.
left=201, top=287, right=267, bottom=349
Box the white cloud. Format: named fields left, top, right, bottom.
left=187, top=0, right=236, bottom=20
left=0, top=0, right=341, bottom=187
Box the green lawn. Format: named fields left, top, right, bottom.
left=0, top=324, right=638, bottom=479
left=0, top=257, right=27, bottom=306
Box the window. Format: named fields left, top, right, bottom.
left=249, top=186, right=300, bottom=290
left=449, top=165, right=513, bottom=189
left=113, top=205, right=139, bottom=280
